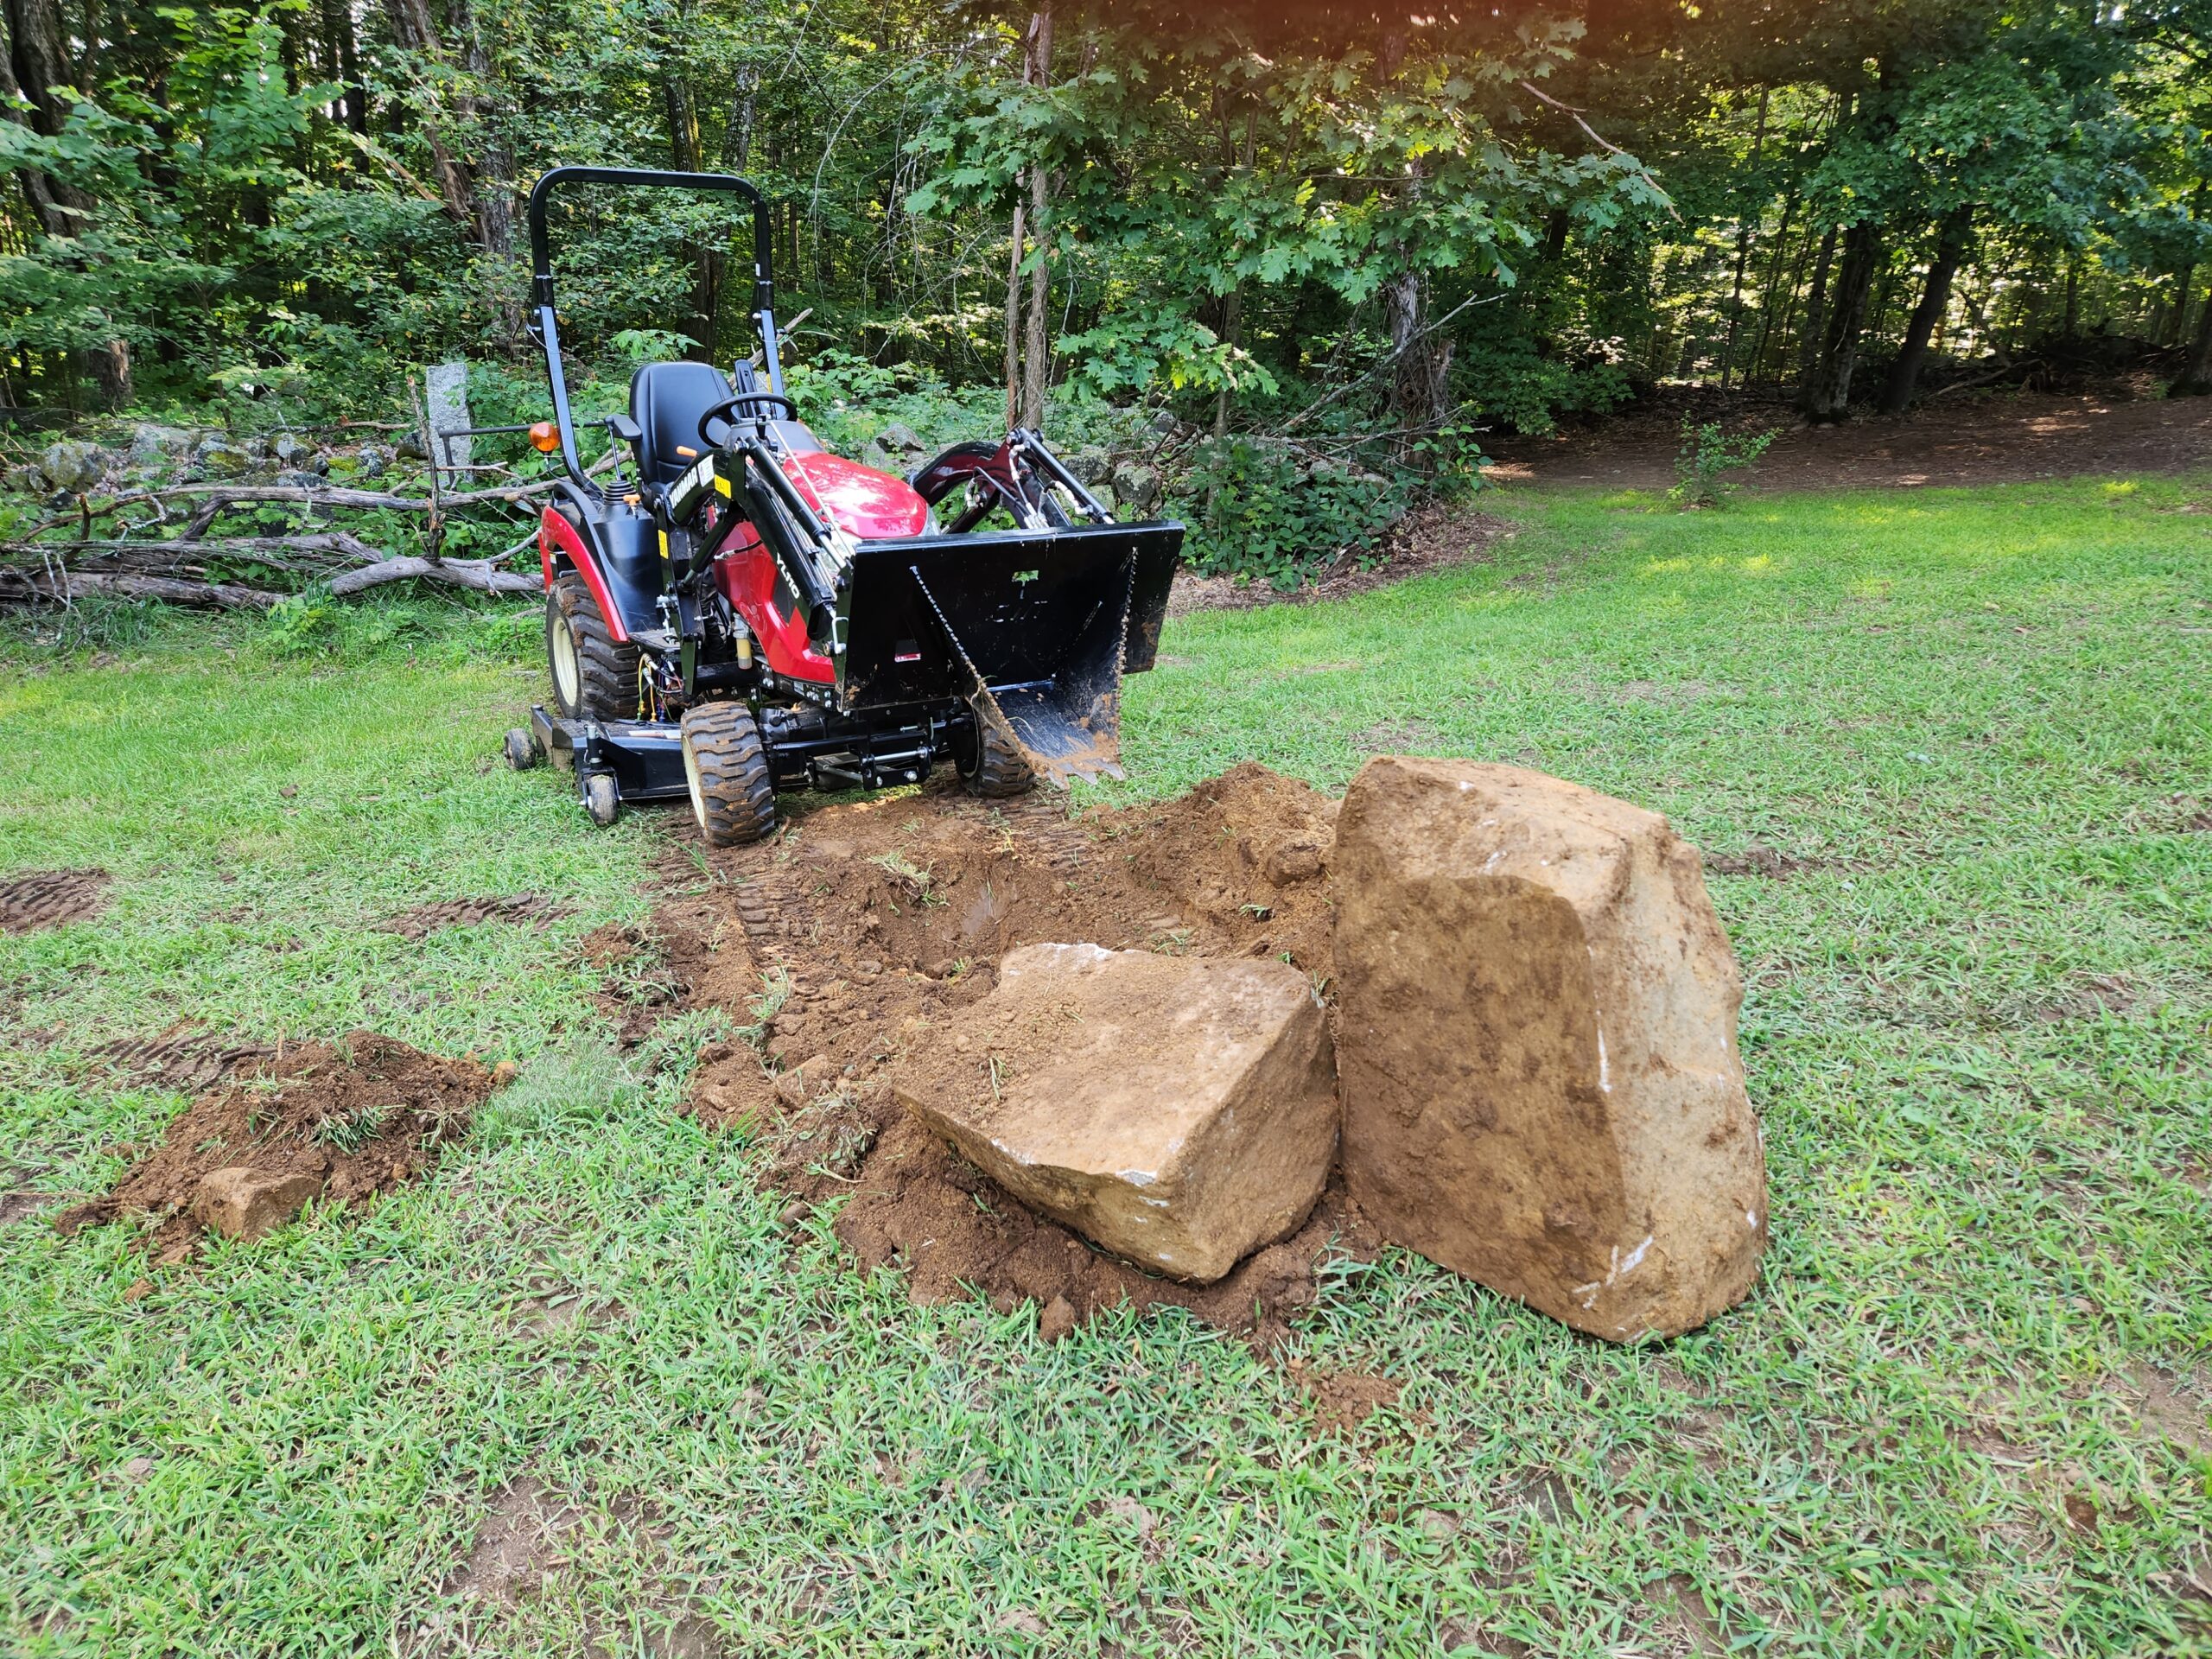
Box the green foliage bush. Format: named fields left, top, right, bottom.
left=1669, top=419, right=1781, bottom=508
left=1174, top=438, right=1412, bottom=591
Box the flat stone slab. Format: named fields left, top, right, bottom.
left=894, top=943, right=1338, bottom=1283
left=1332, top=757, right=1768, bottom=1340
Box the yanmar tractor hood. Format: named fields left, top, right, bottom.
left=781, top=450, right=929, bottom=540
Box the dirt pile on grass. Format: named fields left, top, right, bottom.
left=58, top=1031, right=491, bottom=1262
left=0, top=868, right=111, bottom=933
left=664, top=764, right=1367, bottom=1338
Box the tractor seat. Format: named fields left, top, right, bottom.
left=628, top=361, right=733, bottom=490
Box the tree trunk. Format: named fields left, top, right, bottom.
left=5, top=0, right=131, bottom=407
left=1017, top=4, right=1054, bottom=432
left=1002, top=199, right=1026, bottom=432
left=725, top=64, right=758, bottom=169
left=1001, top=7, right=1053, bottom=433
left=1384, top=260, right=1452, bottom=466
left=1801, top=219, right=1878, bottom=421
left=441, top=0, right=518, bottom=346
left=1719, top=87, right=1770, bottom=391
left=1795, top=223, right=1840, bottom=389
left=1881, top=204, right=1972, bottom=415
left=2165, top=181, right=2205, bottom=347
left=385, top=0, right=476, bottom=232
left=653, top=14, right=720, bottom=362
left=1211, top=104, right=1258, bottom=446
left=2175, top=272, right=2212, bottom=396
left=1747, top=183, right=1800, bottom=384
left=323, top=0, right=367, bottom=134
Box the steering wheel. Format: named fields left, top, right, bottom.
left=699, top=391, right=798, bottom=447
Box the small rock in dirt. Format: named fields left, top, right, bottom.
left=120, top=1456, right=156, bottom=1483
left=193, top=1166, right=326, bottom=1241
left=1264, top=834, right=1327, bottom=885
left=1037, top=1294, right=1077, bottom=1341
left=1099, top=1493, right=1156, bottom=1536
left=490, top=1060, right=519, bottom=1090
left=1415, top=1507, right=1460, bottom=1541
left=773, top=1056, right=831, bottom=1109
left=777, top=1199, right=810, bottom=1230
left=1332, top=757, right=1768, bottom=1342
left=894, top=942, right=1338, bottom=1283
left=354, top=443, right=391, bottom=479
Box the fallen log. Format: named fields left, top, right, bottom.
left=326, top=556, right=537, bottom=597
left=17, top=447, right=618, bottom=543
left=10, top=532, right=392, bottom=571
left=0, top=565, right=278, bottom=610
left=1, top=528, right=538, bottom=607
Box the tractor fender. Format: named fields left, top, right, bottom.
left=538, top=502, right=660, bottom=644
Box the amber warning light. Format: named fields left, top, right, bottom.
left=528, top=421, right=560, bottom=453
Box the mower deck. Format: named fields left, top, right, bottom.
left=527, top=705, right=688, bottom=798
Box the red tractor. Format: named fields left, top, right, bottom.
left=504, top=166, right=1183, bottom=844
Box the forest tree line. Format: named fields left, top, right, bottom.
left=3, top=0, right=2209, bottom=461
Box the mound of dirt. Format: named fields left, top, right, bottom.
left=57, top=1031, right=491, bottom=1262
left=377, top=893, right=568, bottom=941
left=773, top=1094, right=1372, bottom=1345
left=0, top=868, right=111, bottom=934
left=662, top=764, right=1364, bottom=1338
left=685, top=762, right=1338, bottom=1122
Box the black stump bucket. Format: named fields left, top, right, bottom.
left=836, top=521, right=1183, bottom=785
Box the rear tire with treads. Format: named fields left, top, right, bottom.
left=681, top=702, right=778, bottom=847
left=546, top=572, right=639, bottom=721
left=958, top=709, right=1036, bottom=798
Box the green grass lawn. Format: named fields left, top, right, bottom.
left=2, top=473, right=2208, bottom=1657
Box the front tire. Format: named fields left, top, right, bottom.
left=959, top=709, right=1036, bottom=798
left=681, top=702, right=777, bottom=847
left=545, top=573, right=639, bottom=721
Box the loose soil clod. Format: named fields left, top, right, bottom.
left=56, top=1031, right=491, bottom=1262
left=668, top=765, right=1366, bottom=1338
left=0, top=868, right=111, bottom=934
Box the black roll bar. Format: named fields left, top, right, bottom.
left=524, top=166, right=789, bottom=494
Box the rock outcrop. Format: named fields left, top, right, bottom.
left=1332, top=757, right=1767, bottom=1340
left=894, top=943, right=1338, bottom=1283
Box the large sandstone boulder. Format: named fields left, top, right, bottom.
left=894, top=943, right=1337, bottom=1283
left=1332, top=757, right=1766, bottom=1340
